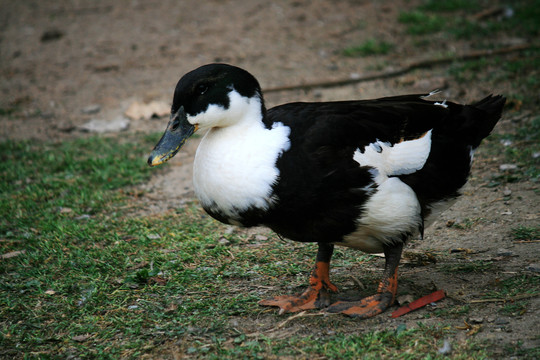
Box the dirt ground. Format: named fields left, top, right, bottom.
left=1, top=0, right=538, bottom=356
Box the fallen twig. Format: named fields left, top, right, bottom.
left=271, top=311, right=327, bottom=331
left=264, top=44, right=534, bottom=93
left=513, top=240, right=540, bottom=244
left=242, top=311, right=328, bottom=339
left=472, top=6, right=505, bottom=21
left=468, top=293, right=538, bottom=304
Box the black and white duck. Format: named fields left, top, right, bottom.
left=148, top=63, right=505, bottom=318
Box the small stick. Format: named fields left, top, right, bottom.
left=264, top=44, right=533, bottom=93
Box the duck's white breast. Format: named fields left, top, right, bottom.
left=193, top=121, right=291, bottom=219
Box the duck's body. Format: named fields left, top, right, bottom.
left=149, top=64, right=505, bottom=318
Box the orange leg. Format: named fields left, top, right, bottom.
left=259, top=243, right=338, bottom=314
left=327, top=243, right=403, bottom=318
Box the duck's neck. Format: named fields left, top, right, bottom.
left=193, top=102, right=291, bottom=223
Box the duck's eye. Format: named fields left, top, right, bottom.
left=196, top=84, right=208, bottom=95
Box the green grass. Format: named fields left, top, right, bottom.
left=398, top=11, right=447, bottom=35
left=1, top=136, right=525, bottom=358
left=483, top=274, right=540, bottom=300
left=512, top=226, right=540, bottom=240
left=438, top=260, right=494, bottom=274
left=400, top=0, right=540, bottom=39
left=179, top=323, right=490, bottom=359
left=419, top=0, right=480, bottom=12
left=342, top=39, right=394, bottom=57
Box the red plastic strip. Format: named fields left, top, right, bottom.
left=391, top=289, right=446, bottom=318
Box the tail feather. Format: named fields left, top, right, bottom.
left=400, top=94, right=506, bottom=210
left=471, top=94, right=506, bottom=142
left=448, top=94, right=506, bottom=149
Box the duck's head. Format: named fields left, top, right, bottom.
left=148, top=63, right=263, bottom=166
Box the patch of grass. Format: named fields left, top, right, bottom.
left=181, top=323, right=489, bottom=359
left=503, top=341, right=540, bottom=359
left=398, top=10, right=447, bottom=35
left=0, top=107, right=17, bottom=116
left=439, top=260, right=493, bottom=273
left=483, top=274, right=540, bottom=299
left=401, top=0, right=540, bottom=40
left=342, top=39, right=394, bottom=57
left=448, top=58, right=490, bottom=83
left=499, top=301, right=529, bottom=316
left=0, top=136, right=532, bottom=358
left=448, top=217, right=483, bottom=230
left=433, top=304, right=471, bottom=318
left=419, top=0, right=480, bottom=12
left=512, top=226, right=540, bottom=240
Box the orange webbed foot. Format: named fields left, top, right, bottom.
left=326, top=292, right=395, bottom=318
left=259, top=259, right=338, bottom=314
left=258, top=285, right=336, bottom=314
left=327, top=264, right=398, bottom=318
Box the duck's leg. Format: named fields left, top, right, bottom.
left=259, top=242, right=338, bottom=314
left=326, top=242, right=403, bottom=318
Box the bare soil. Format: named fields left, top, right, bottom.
left=1, top=0, right=538, bottom=356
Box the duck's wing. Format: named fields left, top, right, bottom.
left=267, top=94, right=447, bottom=176
left=267, top=94, right=503, bottom=178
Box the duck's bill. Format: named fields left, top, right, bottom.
left=147, top=107, right=197, bottom=167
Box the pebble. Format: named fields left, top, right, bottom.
left=218, top=237, right=230, bottom=245
left=469, top=317, right=484, bottom=324
left=438, top=340, right=452, bottom=355
left=124, top=100, right=169, bottom=120
left=503, top=188, right=512, bottom=196
left=496, top=248, right=514, bottom=257
left=81, top=104, right=101, bottom=114
left=495, top=317, right=509, bottom=325
left=397, top=294, right=415, bottom=306
left=499, top=164, right=518, bottom=171
left=79, top=116, right=130, bottom=133
left=526, top=263, right=540, bottom=273
left=40, top=29, right=64, bottom=42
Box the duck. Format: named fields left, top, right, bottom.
left=148, top=63, right=505, bottom=318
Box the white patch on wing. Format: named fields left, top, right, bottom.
left=353, top=130, right=432, bottom=182
left=193, top=93, right=291, bottom=219
left=336, top=177, right=421, bottom=253
left=434, top=100, right=448, bottom=108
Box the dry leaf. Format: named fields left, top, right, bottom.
left=72, top=334, right=92, bottom=342
left=0, top=250, right=26, bottom=259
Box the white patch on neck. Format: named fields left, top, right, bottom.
left=353, top=130, right=432, bottom=183
left=188, top=90, right=263, bottom=130
left=192, top=94, right=291, bottom=219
